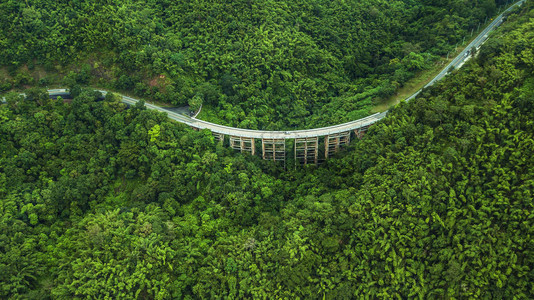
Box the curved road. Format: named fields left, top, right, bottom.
left=406, top=0, right=525, bottom=101
left=12, top=0, right=527, bottom=140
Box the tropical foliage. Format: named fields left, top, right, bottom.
left=0, top=1, right=533, bottom=299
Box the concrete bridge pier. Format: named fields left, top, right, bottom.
left=262, top=139, right=285, bottom=161
left=325, top=131, right=351, bottom=158
left=354, top=125, right=370, bottom=140
left=213, top=133, right=225, bottom=144
left=230, top=136, right=255, bottom=155
left=294, top=137, right=319, bottom=165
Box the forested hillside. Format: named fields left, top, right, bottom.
left=1, top=1, right=533, bottom=299
left=0, top=0, right=512, bottom=129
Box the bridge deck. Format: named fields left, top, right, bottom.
left=99, top=92, right=387, bottom=139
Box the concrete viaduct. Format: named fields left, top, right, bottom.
left=30, top=1, right=528, bottom=164
left=120, top=96, right=387, bottom=164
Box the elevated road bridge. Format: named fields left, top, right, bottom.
left=6, top=0, right=526, bottom=164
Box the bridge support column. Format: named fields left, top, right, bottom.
left=213, top=133, right=225, bottom=144
left=354, top=125, right=370, bottom=140
left=230, top=136, right=255, bottom=155
left=325, top=131, right=351, bottom=159
left=294, top=137, right=319, bottom=165
left=262, top=139, right=285, bottom=162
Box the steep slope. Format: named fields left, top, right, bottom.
left=0, top=1, right=532, bottom=299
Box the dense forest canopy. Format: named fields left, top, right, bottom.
left=0, top=0, right=514, bottom=129
left=0, top=1, right=533, bottom=299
